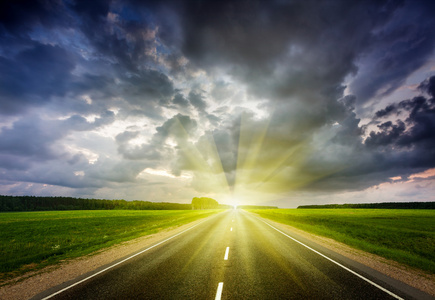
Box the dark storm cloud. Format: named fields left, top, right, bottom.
left=418, top=76, right=435, bottom=98
left=305, top=77, right=435, bottom=192
left=173, top=0, right=435, bottom=112
left=69, top=0, right=110, bottom=20
left=0, top=0, right=68, bottom=35
left=68, top=0, right=161, bottom=73
left=68, top=0, right=126, bottom=65
left=0, top=43, right=75, bottom=114
left=397, top=100, right=435, bottom=148
left=176, top=0, right=397, bottom=100
left=374, top=104, right=398, bottom=119
left=121, top=70, right=175, bottom=106
left=351, top=1, right=435, bottom=101
left=74, top=68, right=176, bottom=121
left=370, top=79, right=435, bottom=151
left=350, top=13, right=435, bottom=102
left=67, top=0, right=177, bottom=117
left=365, top=120, right=406, bottom=148
left=0, top=0, right=178, bottom=119
left=72, top=74, right=116, bottom=98
left=348, top=1, right=435, bottom=104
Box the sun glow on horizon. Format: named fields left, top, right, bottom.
left=168, top=112, right=346, bottom=205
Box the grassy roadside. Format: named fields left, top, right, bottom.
left=0, top=209, right=221, bottom=280
left=248, top=209, right=435, bottom=274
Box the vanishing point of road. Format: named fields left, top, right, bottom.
left=34, top=210, right=433, bottom=300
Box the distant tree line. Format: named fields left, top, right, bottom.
left=297, top=202, right=435, bottom=209
left=237, top=205, right=278, bottom=209
left=191, top=197, right=220, bottom=209
left=0, top=195, right=192, bottom=212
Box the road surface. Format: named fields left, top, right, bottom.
left=34, top=210, right=433, bottom=300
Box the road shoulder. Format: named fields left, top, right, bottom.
left=251, top=212, right=435, bottom=297
left=0, top=217, right=209, bottom=300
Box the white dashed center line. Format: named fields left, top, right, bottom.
left=224, top=247, right=229, bottom=260
left=215, top=282, right=224, bottom=300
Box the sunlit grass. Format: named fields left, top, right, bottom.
left=249, top=208, right=435, bottom=274
left=0, top=210, right=220, bottom=279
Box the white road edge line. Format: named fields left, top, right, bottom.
left=224, top=246, right=230, bottom=260
left=41, top=219, right=209, bottom=300
left=215, top=282, right=224, bottom=300
left=259, top=219, right=404, bottom=300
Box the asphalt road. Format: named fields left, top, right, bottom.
left=34, top=210, right=433, bottom=300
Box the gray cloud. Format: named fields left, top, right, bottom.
left=349, top=1, right=435, bottom=104
left=155, top=113, right=197, bottom=141
left=176, top=1, right=397, bottom=100
left=304, top=78, right=435, bottom=192
left=172, top=93, right=190, bottom=108
left=0, top=116, right=64, bottom=161
left=0, top=43, right=76, bottom=114
left=115, top=114, right=197, bottom=162
left=86, top=158, right=148, bottom=184
left=116, top=133, right=161, bottom=161
left=64, top=110, right=116, bottom=131
left=211, top=80, right=235, bottom=102
left=188, top=90, right=207, bottom=112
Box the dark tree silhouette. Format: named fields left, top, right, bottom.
left=0, top=195, right=192, bottom=211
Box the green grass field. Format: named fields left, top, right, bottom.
left=248, top=209, right=435, bottom=274
left=0, top=210, right=220, bottom=280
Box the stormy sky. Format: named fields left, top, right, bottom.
left=1, top=0, right=435, bottom=207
